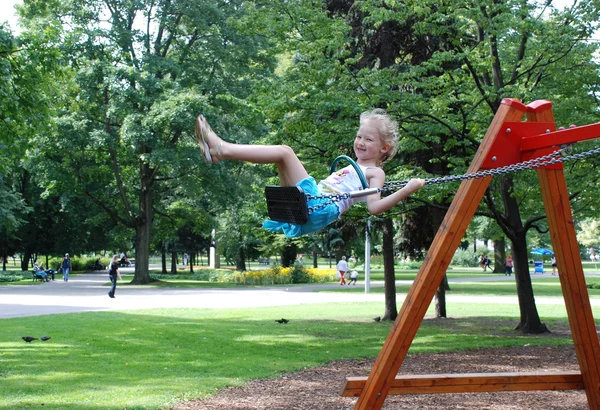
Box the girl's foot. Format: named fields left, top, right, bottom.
left=195, top=115, right=224, bottom=164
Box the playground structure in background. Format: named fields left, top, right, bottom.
left=340, top=99, right=600, bottom=410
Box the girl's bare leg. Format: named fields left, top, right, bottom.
left=196, top=115, right=309, bottom=186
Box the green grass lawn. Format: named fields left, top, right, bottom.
left=2, top=301, right=598, bottom=409
left=2, top=262, right=600, bottom=408
left=330, top=275, right=600, bottom=298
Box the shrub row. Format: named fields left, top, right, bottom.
left=46, top=256, right=111, bottom=271
left=0, top=272, right=25, bottom=282
left=150, top=265, right=337, bottom=285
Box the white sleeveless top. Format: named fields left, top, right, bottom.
left=317, top=164, right=374, bottom=214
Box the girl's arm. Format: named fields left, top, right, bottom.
left=365, top=168, right=425, bottom=215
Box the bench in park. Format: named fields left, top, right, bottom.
left=31, top=270, right=49, bottom=282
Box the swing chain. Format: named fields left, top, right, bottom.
left=384, top=146, right=600, bottom=191
left=305, top=146, right=600, bottom=215
left=305, top=192, right=352, bottom=214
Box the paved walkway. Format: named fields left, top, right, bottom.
left=1, top=269, right=598, bottom=319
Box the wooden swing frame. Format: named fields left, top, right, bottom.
left=340, top=99, right=600, bottom=409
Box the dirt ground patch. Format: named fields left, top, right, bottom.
left=174, top=345, right=590, bottom=410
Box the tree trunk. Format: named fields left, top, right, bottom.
left=512, top=235, right=549, bottom=333
left=21, top=251, right=32, bottom=272
left=281, top=241, right=297, bottom=267
left=498, top=176, right=549, bottom=333
left=130, top=157, right=153, bottom=284
left=170, top=251, right=177, bottom=274
left=161, top=247, right=167, bottom=274
left=189, top=252, right=194, bottom=274
left=236, top=243, right=246, bottom=271
left=430, top=199, right=448, bottom=318
left=493, top=237, right=506, bottom=273
left=434, top=275, right=448, bottom=318
left=312, top=249, right=318, bottom=268
left=382, top=218, right=398, bottom=321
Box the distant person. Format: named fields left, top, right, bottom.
left=551, top=256, right=558, bottom=275
left=504, top=255, right=513, bottom=276
left=337, top=256, right=349, bottom=285
left=183, top=252, right=189, bottom=266
left=38, top=262, right=55, bottom=281
left=349, top=269, right=359, bottom=285
left=108, top=255, right=122, bottom=298
left=480, top=254, right=491, bottom=272
left=60, top=253, right=72, bottom=282
left=588, top=248, right=597, bottom=262
left=33, top=261, right=50, bottom=282
left=119, top=253, right=131, bottom=267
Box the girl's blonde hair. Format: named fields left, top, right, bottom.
left=360, top=109, right=399, bottom=164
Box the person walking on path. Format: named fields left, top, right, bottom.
left=348, top=269, right=359, bottom=285
left=337, top=256, right=349, bottom=286
left=107, top=255, right=122, bottom=298
left=505, top=255, right=513, bottom=276
left=551, top=256, right=558, bottom=275
left=60, top=253, right=72, bottom=282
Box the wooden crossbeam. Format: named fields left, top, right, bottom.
left=341, top=371, right=584, bottom=396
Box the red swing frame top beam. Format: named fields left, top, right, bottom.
left=480, top=99, right=600, bottom=170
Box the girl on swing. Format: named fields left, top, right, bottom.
left=195, top=109, right=425, bottom=238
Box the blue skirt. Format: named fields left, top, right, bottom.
left=262, top=177, right=340, bottom=238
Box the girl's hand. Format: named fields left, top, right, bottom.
left=405, top=178, right=425, bottom=194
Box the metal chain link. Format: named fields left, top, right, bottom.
left=305, top=192, right=352, bottom=214
left=306, top=146, right=600, bottom=214
left=385, top=146, right=600, bottom=191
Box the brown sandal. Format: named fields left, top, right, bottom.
left=195, top=115, right=214, bottom=163
left=195, top=115, right=224, bottom=163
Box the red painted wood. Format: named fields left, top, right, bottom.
left=351, top=99, right=600, bottom=409
left=353, top=99, right=529, bottom=410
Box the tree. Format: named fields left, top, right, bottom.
left=326, top=0, right=600, bottom=333
left=0, top=24, right=64, bottom=267
left=19, top=0, right=277, bottom=283
left=577, top=218, right=600, bottom=250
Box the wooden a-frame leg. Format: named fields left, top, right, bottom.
left=538, top=167, right=600, bottom=408
left=528, top=103, right=600, bottom=409
left=352, top=100, right=530, bottom=410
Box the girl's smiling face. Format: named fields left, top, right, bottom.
left=354, top=119, right=390, bottom=165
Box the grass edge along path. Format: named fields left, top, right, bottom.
left=2, top=302, right=596, bottom=410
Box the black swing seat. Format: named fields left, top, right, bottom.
left=265, top=186, right=309, bottom=225
left=264, top=155, right=377, bottom=225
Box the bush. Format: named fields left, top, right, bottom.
left=451, top=248, right=480, bottom=267
left=587, top=282, right=600, bottom=289
left=150, top=266, right=337, bottom=286
left=397, top=261, right=423, bottom=270
left=150, top=269, right=225, bottom=282
left=85, top=257, right=110, bottom=271
left=290, top=263, right=309, bottom=284
left=305, top=267, right=336, bottom=283
left=0, top=272, right=24, bottom=282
